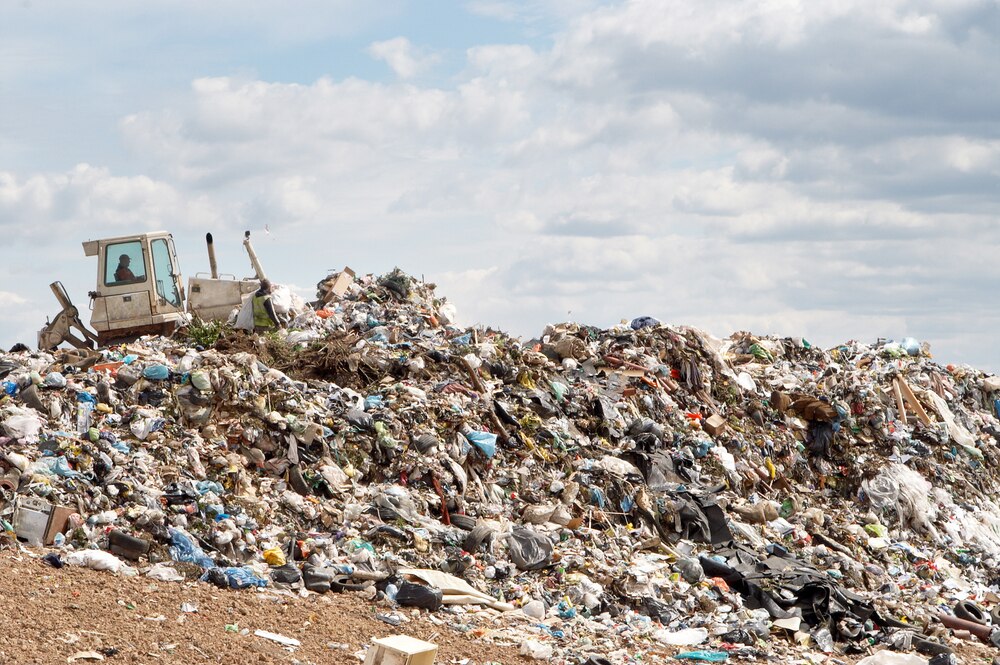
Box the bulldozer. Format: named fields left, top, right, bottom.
left=39, top=230, right=268, bottom=351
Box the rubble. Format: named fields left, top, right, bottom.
left=1, top=268, right=1000, bottom=664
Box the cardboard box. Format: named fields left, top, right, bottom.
left=703, top=413, right=727, bottom=436
left=363, top=635, right=437, bottom=665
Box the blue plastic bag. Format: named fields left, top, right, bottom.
left=674, top=652, right=728, bottom=662
left=901, top=337, right=921, bottom=356
left=630, top=316, right=660, bottom=330
left=168, top=528, right=216, bottom=568
left=44, top=372, right=67, bottom=388
left=41, top=456, right=80, bottom=478
left=196, top=480, right=224, bottom=495
left=143, top=364, right=170, bottom=380
left=465, top=430, right=497, bottom=458
left=201, top=566, right=268, bottom=589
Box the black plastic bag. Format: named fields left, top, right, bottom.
left=271, top=564, right=302, bottom=585
left=346, top=408, right=375, bottom=432
left=395, top=580, right=443, bottom=611
left=507, top=526, right=553, bottom=571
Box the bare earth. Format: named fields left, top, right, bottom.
left=3, top=549, right=995, bottom=665
left=0, top=550, right=532, bottom=665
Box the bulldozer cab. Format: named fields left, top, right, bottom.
left=83, top=231, right=187, bottom=343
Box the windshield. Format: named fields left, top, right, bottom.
left=105, top=240, right=147, bottom=286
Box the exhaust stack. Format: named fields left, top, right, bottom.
left=206, top=233, right=219, bottom=279
left=243, top=230, right=268, bottom=282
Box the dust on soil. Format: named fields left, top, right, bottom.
left=0, top=550, right=531, bottom=665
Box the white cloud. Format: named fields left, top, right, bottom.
left=1, top=0, right=997, bottom=370
left=0, top=164, right=221, bottom=244
left=367, top=38, right=440, bottom=79
left=0, top=291, right=27, bottom=306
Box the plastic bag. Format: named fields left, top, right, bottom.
left=30, top=456, right=80, bottom=478
left=234, top=295, right=255, bottom=330
left=262, top=547, right=286, bottom=566
left=269, top=284, right=305, bottom=319
left=901, top=337, right=921, bottom=356
left=520, top=640, right=554, bottom=660
left=65, top=550, right=132, bottom=574
left=167, top=528, right=215, bottom=568
left=465, top=430, right=497, bottom=458
left=437, top=302, right=458, bottom=325
left=856, top=653, right=928, bottom=665
left=142, top=364, right=169, bottom=380
left=130, top=418, right=154, bottom=440
left=507, top=526, right=553, bottom=571
left=271, top=564, right=302, bottom=584
left=2, top=407, right=43, bottom=442
left=190, top=371, right=211, bottom=391
left=630, top=316, right=660, bottom=330
left=146, top=563, right=185, bottom=582
left=203, top=566, right=268, bottom=589
left=346, top=408, right=374, bottom=432
left=655, top=627, right=709, bottom=646
left=44, top=372, right=67, bottom=388
left=395, top=580, right=443, bottom=610
left=674, top=652, right=728, bottom=662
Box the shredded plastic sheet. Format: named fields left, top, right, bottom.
left=862, top=463, right=939, bottom=539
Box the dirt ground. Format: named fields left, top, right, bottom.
left=1, top=548, right=995, bottom=665
left=0, top=550, right=532, bottom=665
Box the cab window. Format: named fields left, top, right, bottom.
left=151, top=238, right=181, bottom=307
left=105, top=241, right=147, bottom=286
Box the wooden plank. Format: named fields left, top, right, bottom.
left=897, top=377, right=933, bottom=427
left=892, top=378, right=907, bottom=423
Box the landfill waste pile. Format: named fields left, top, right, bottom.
left=2, top=266, right=1000, bottom=665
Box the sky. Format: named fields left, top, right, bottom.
left=1, top=0, right=998, bottom=371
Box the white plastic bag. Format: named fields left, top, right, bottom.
left=856, top=652, right=927, bottom=665
left=146, top=562, right=185, bottom=582
left=654, top=627, right=709, bottom=646
left=234, top=295, right=255, bottom=331
left=519, top=640, right=553, bottom=660
left=2, top=407, right=43, bottom=443
left=65, top=550, right=133, bottom=574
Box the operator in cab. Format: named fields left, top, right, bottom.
left=252, top=279, right=282, bottom=332
left=114, top=254, right=136, bottom=282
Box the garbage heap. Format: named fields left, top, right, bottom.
left=2, top=267, right=1000, bottom=665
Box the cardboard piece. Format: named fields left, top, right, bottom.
left=397, top=568, right=515, bottom=611
left=363, top=635, right=437, bottom=665
left=322, top=267, right=356, bottom=302
left=774, top=617, right=802, bottom=632
left=704, top=413, right=727, bottom=436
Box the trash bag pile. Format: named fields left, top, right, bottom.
left=2, top=268, right=1000, bottom=665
